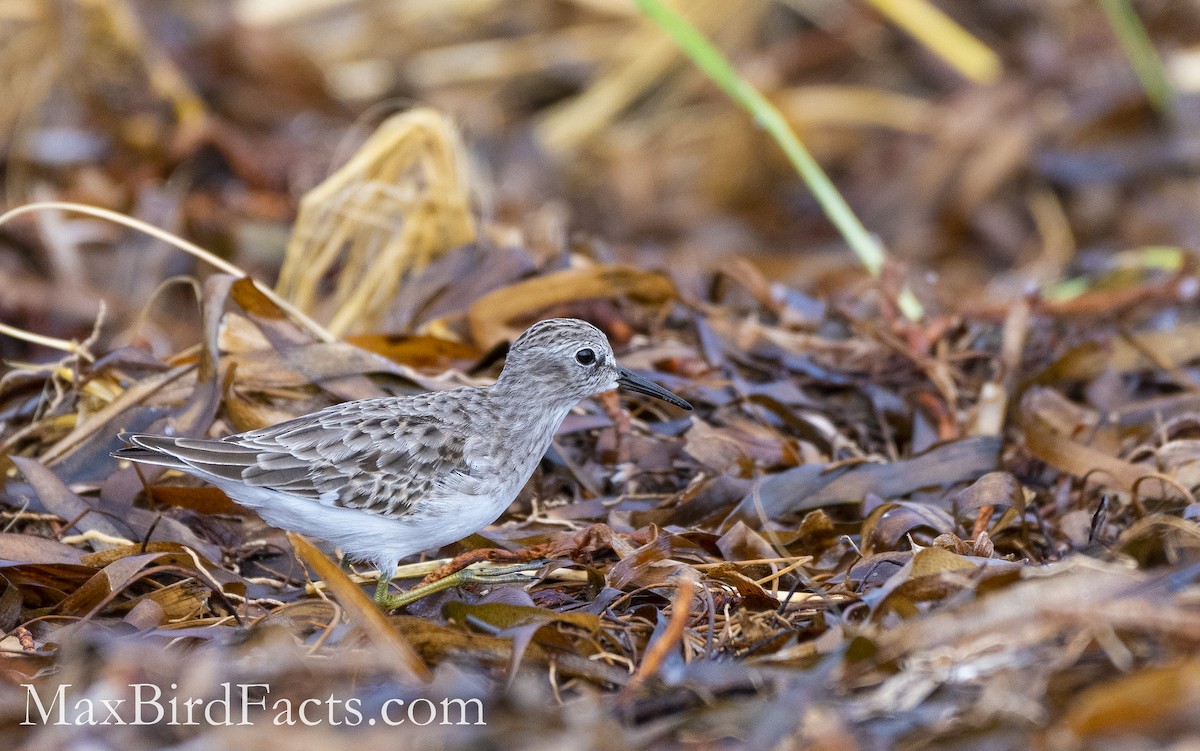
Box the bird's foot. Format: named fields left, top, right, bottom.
left=376, top=560, right=548, bottom=611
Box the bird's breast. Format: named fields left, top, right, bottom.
left=466, top=403, right=571, bottom=496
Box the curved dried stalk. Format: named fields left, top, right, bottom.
left=0, top=201, right=335, bottom=343
left=0, top=321, right=91, bottom=359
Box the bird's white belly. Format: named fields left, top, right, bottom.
left=222, top=480, right=513, bottom=566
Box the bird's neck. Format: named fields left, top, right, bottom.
left=488, top=379, right=577, bottom=455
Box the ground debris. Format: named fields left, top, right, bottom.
left=2, top=1, right=1200, bottom=747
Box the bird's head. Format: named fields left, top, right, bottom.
left=496, top=318, right=691, bottom=411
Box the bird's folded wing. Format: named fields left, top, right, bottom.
left=120, top=406, right=474, bottom=518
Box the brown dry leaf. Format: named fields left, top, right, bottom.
left=78, top=543, right=246, bottom=599
left=225, top=342, right=400, bottom=392
left=385, top=244, right=538, bottom=331
left=607, top=530, right=688, bottom=590
left=683, top=418, right=751, bottom=474
left=1037, top=322, right=1200, bottom=381
left=147, top=485, right=242, bottom=515
left=867, top=558, right=1148, bottom=665
left=540, top=522, right=618, bottom=561
left=443, top=601, right=599, bottom=634
left=728, top=436, right=1002, bottom=523
left=10, top=456, right=135, bottom=540
left=953, top=471, right=1024, bottom=514
left=53, top=551, right=183, bottom=616
left=221, top=310, right=469, bottom=397
left=1154, top=439, right=1200, bottom=488
left=0, top=579, right=23, bottom=632
left=931, top=531, right=995, bottom=558
left=864, top=546, right=981, bottom=618
left=860, top=501, right=956, bottom=555
left=0, top=533, right=85, bottom=565
left=716, top=521, right=779, bottom=563
left=684, top=416, right=792, bottom=475
left=622, top=572, right=697, bottom=697
left=344, top=333, right=481, bottom=371
left=1116, top=515, right=1200, bottom=566
left=1020, top=388, right=1181, bottom=498
left=1027, top=341, right=1113, bottom=388
left=49, top=541, right=236, bottom=617
left=122, top=597, right=166, bottom=630
left=223, top=389, right=309, bottom=434
left=443, top=601, right=600, bottom=677
left=1063, top=659, right=1200, bottom=737
left=703, top=565, right=779, bottom=610
left=392, top=614, right=630, bottom=687
left=466, top=265, right=677, bottom=350
left=137, top=579, right=211, bottom=621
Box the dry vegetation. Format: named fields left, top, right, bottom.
left=2, top=1, right=1200, bottom=749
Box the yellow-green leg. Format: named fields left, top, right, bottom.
left=374, top=570, right=393, bottom=604
left=376, top=561, right=546, bottom=611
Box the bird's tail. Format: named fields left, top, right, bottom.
left=112, top=433, right=192, bottom=470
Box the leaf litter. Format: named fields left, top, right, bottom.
left=2, top=2, right=1200, bottom=749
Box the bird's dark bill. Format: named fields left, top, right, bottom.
left=616, top=367, right=692, bottom=410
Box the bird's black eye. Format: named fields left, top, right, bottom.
left=575, top=348, right=596, bottom=365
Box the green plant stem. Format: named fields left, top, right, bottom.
left=1098, top=0, right=1174, bottom=114
left=634, top=0, right=923, bottom=320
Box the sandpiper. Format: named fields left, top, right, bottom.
left=115, top=318, right=691, bottom=608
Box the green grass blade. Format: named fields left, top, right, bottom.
left=633, top=0, right=923, bottom=320
left=1098, top=0, right=1174, bottom=113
